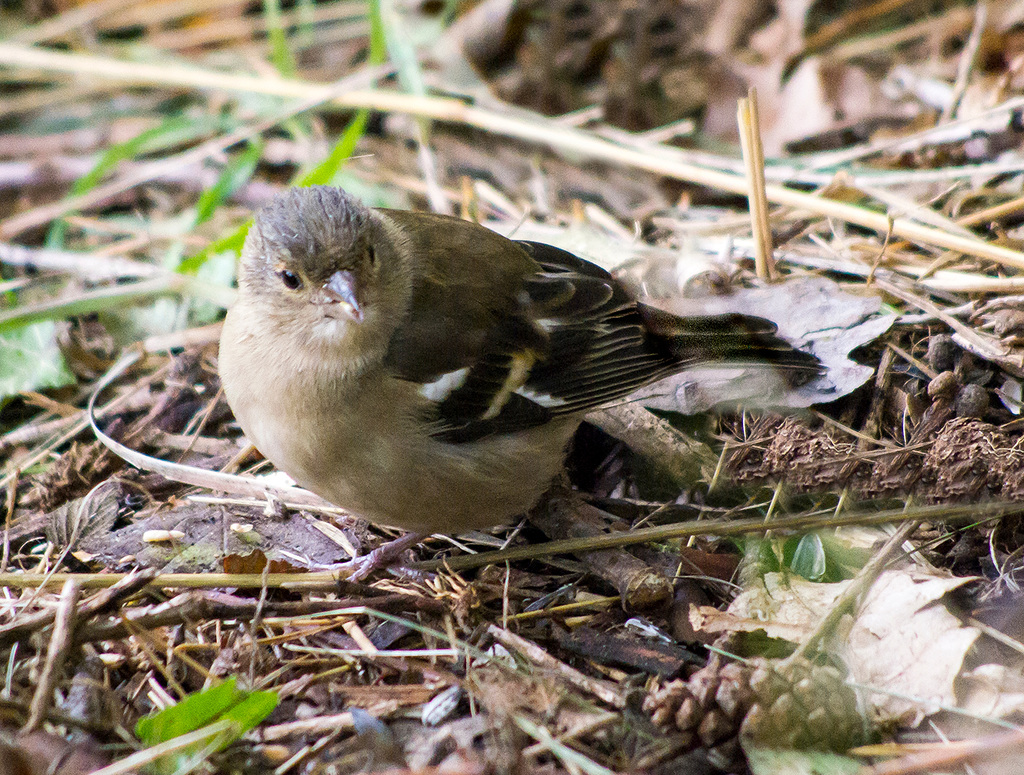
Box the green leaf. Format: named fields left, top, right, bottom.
left=218, top=691, right=279, bottom=736
left=135, top=677, right=278, bottom=774
left=790, top=534, right=827, bottom=581
left=136, top=678, right=242, bottom=745
left=0, top=321, right=75, bottom=406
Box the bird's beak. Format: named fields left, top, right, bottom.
left=318, top=270, right=363, bottom=322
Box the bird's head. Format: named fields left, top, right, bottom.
left=236, top=186, right=411, bottom=362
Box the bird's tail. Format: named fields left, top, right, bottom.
left=638, top=304, right=821, bottom=386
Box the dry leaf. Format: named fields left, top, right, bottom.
left=842, top=571, right=980, bottom=725
left=693, top=569, right=981, bottom=725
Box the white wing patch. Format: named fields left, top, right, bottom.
left=515, top=387, right=568, bottom=408
left=419, top=367, right=470, bottom=402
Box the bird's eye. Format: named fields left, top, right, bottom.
left=279, top=269, right=302, bottom=290
left=367, top=245, right=376, bottom=267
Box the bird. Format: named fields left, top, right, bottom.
left=218, top=186, right=818, bottom=550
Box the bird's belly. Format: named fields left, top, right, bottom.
left=233, top=374, right=577, bottom=533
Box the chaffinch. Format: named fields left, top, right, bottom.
left=218, top=186, right=818, bottom=535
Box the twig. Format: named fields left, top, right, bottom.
left=73, top=591, right=245, bottom=644
left=72, top=591, right=446, bottom=643
left=88, top=720, right=238, bottom=775
left=2, top=474, right=15, bottom=573
left=531, top=488, right=672, bottom=611
left=23, top=578, right=81, bottom=733
left=0, top=58, right=383, bottom=239
left=941, top=1, right=988, bottom=123
left=0, top=274, right=235, bottom=332
left=0, top=568, right=157, bottom=649
left=876, top=278, right=1022, bottom=375
left=0, top=502, right=1014, bottom=588
left=257, top=711, right=355, bottom=741
left=487, top=625, right=625, bottom=708
left=587, top=402, right=717, bottom=486
left=860, top=727, right=1024, bottom=775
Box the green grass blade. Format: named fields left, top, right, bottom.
left=194, top=138, right=264, bottom=227
left=46, top=115, right=224, bottom=249
left=295, top=109, right=370, bottom=187
left=292, top=2, right=384, bottom=187
left=181, top=5, right=385, bottom=273
left=0, top=275, right=235, bottom=333
left=263, top=0, right=296, bottom=77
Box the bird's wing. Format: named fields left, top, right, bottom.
left=380, top=212, right=677, bottom=443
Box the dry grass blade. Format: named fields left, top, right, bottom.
left=737, top=88, right=775, bottom=282
left=3, top=44, right=1024, bottom=270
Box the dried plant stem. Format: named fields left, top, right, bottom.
left=0, top=241, right=159, bottom=280
left=3, top=43, right=1024, bottom=270
left=737, top=88, right=774, bottom=281
left=588, top=402, right=717, bottom=486
left=0, top=568, right=157, bottom=649
left=860, top=727, right=1024, bottom=775
left=958, top=193, right=1024, bottom=227
left=258, top=712, right=355, bottom=741
left=0, top=274, right=234, bottom=332
left=941, top=1, right=988, bottom=124
left=0, top=502, right=1012, bottom=590
left=23, top=579, right=80, bottom=732
left=487, top=625, right=625, bottom=708
left=531, top=488, right=672, bottom=611
left=877, top=278, right=1023, bottom=375
left=88, top=720, right=238, bottom=775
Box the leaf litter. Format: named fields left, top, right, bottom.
left=6, top=1, right=1024, bottom=774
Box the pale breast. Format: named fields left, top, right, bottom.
left=220, top=305, right=579, bottom=533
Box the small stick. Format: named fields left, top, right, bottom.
left=73, top=589, right=447, bottom=645
left=588, top=402, right=717, bottom=487
left=487, top=625, right=624, bottom=709
left=0, top=567, right=157, bottom=649
left=531, top=488, right=672, bottom=611
left=23, top=579, right=81, bottom=732
left=860, top=727, right=1024, bottom=775
left=257, top=711, right=355, bottom=741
